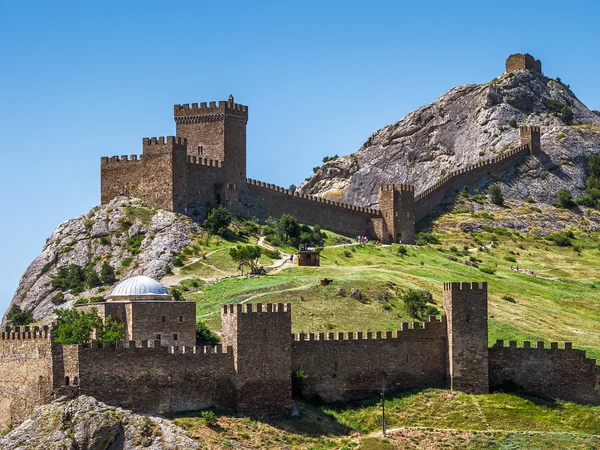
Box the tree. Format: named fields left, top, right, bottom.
left=196, top=321, right=220, bottom=346
left=203, top=205, right=232, bottom=236
left=561, top=107, right=574, bottom=125
left=557, top=188, right=573, bottom=208
left=288, top=184, right=297, bottom=193
left=100, top=262, right=116, bottom=284
left=401, top=289, right=436, bottom=320
left=588, top=155, right=600, bottom=178
left=53, top=308, right=124, bottom=347
left=6, top=305, right=34, bottom=326
left=488, top=184, right=504, bottom=206
left=229, top=245, right=262, bottom=273
left=84, top=266, right=102, bottom=289
left=280, top=214, right=300, bottom=242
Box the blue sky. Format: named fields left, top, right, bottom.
left=1, top=0, right=599, bottom=314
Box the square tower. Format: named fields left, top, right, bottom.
left=443, top=282, right=489, bottom=394
left=520, top=126, right=541, bottom=155
left=174, top=95, right=248, bottom=183
left=221, top=303, right=292, bottom=414
left=506, top=53, right=542, bottom=73
left=377, top=184, right=415, bottom=244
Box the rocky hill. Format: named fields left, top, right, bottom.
left=0, top=395, right=198, bottom=449
left=4, top=197, right=198, bottom=323
left=299, top=67, right=600, bottom=207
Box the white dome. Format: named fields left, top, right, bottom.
left=108, top=275, right=170, bottom=300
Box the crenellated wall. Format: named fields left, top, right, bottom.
left=489, top=340, right=600, bottom=405
left=77, top=341, right=236, bottom=414
left=291, top=316, right=448, bottom=402
left=0, top=326, right=55, bottom=432
left=414, top=144, right=531, bottom=221
left=245, top=178, right=380, bottom=238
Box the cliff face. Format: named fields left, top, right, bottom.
left=298, top=70, right=600, bottom=207
left=4, top=197, right=198, bottom=323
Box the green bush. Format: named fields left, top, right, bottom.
left=127, top=233, right=145, bottom=255
left=262, top=248, right=280, bottom=259
left=51, top=264, right=85, bottom=293
left=504, top=256, right=517, bottom=263
left=561, top=106, right=574, bottom=125
left=201, top=410, right=218, bottom=427
left=551, top=232, right=572, bottom=247
left=397, top=246, right=407, bottom=256
left=548, top=98, right=565, bottom=114
left=416, top=232, right=440, bottom=246
left=229, top=245, right=262, bottom=273
left=196, top=321, right=220, bottom=346
left=6, top=305, right=34, bottom=326
left=502, top=295, right=516, bottom=303
left=509, top=118, right=517, bottom=128
left=51, top=292, right=66, bottom=305
left=100, top=236, right=111, bottom=245
left=89, top=296, right=105, bottom=303
left=172, top=256, right=184, bottom=267
left=203, top=205, right=232, bottom=236
left=292, top=370, right=309, bottom=398
left=525, top=197, right=536, bottom=203
left=479, top=266, right=496, bottom=274
left=488, top=184, right=504, bottom=206
left=54, top=308, right=124, bottom=347
left=120, top=257, right=133, bottom=268
left=169, top=287, right=185, bottom=301
left=557, top=189, right=573, bottom=208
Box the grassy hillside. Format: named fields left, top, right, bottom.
left=171, top=389, right=600, bottom=449
left=170, top=201, right=600, bottom=360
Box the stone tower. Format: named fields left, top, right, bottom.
left=174, top=96, right=248, bottom=183
left=377, top=184, right=415, bottom=244
left=443, top=282, right=489, bottom=394
left=221, top=303, right=292, bottom=414
left=506, top=53, right=542, bottom=73
left=520, top=126, right=541, bottom=155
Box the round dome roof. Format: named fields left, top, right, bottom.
left=108, top=275, right=170, bottom=301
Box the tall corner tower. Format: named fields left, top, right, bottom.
left=174, top=95, right=248, bottom=182
left=443, top=282, right=489, bottom=394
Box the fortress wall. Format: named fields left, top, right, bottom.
left=0, top=327, right=55, bottom=431
left=489, top=341, right=600, bottom=405
left=246, top=180, right=380, bottom=238
left=185, top=158, right=228, bottom=208
left=78, top=343, right=236, bottom=414
left=291, top=317, right=448, bottom=402
left=414, top=145, right=530, bottom=221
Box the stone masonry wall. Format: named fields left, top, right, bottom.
left=0, top=327, right=55, bottom=432
left=489, top=341, right=600, bottom=404
left=246, top=180, right=380, bottom=239
left=506, top=53, right=542, bottom=73
left=100, top=137, right=187, bottom=212
left=292, top=317, right=448, bottom=402
left=414, top=144, right=531, bottom=221
left=221, top=303, right=293, bottom=414
left=78, top=342, right=236, bottom=414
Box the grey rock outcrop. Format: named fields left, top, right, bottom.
left=4, top=197, right=199, bottom=323
left=0, top=395, right=199, bottom=449
left=299, top=69, right=600, bottom=208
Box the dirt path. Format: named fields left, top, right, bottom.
left=240, top=282, right=317, bottom=304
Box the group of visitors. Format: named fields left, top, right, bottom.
left=356, top=235, right=369, bottom=243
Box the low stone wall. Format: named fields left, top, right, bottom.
left=488, top=341, right=600, bottom=404
left=78, top=342, right=236, bottom=414
left=291, top=317, right=448, bottom=402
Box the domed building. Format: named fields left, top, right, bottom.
left=77, top=275, right=196, bottom=347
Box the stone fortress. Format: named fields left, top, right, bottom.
left=0, top=277, right=598, bottom=431
left=3, top=53, right=597, bottom=430
left=101, top=54, right=543, bottom=244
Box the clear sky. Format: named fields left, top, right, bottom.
left=1, top=0, right=599, bottom=314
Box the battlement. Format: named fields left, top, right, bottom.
left=444, top=281, right=487, bottom=292
left=246, top=178, right=381, bottom=215
left=520, top=126, right=541, bottom=133
left=222, top=303, right=291, bottom=315
left=0, top=325, right=53, bottom=340
left=293, top=316, right=445, bottom=342
left=87, top=339, right=232, bottom=356
left=101, top=154, right=143, bottom=164
left=414, top=144, right=531, bottom=203
left=174, top=100, right=248, bottom=124
left=378, top=184, right=415, bottom=192
left=143, top=136, right=187, bottom=146
left=187, top=155, right=224, bottom=168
